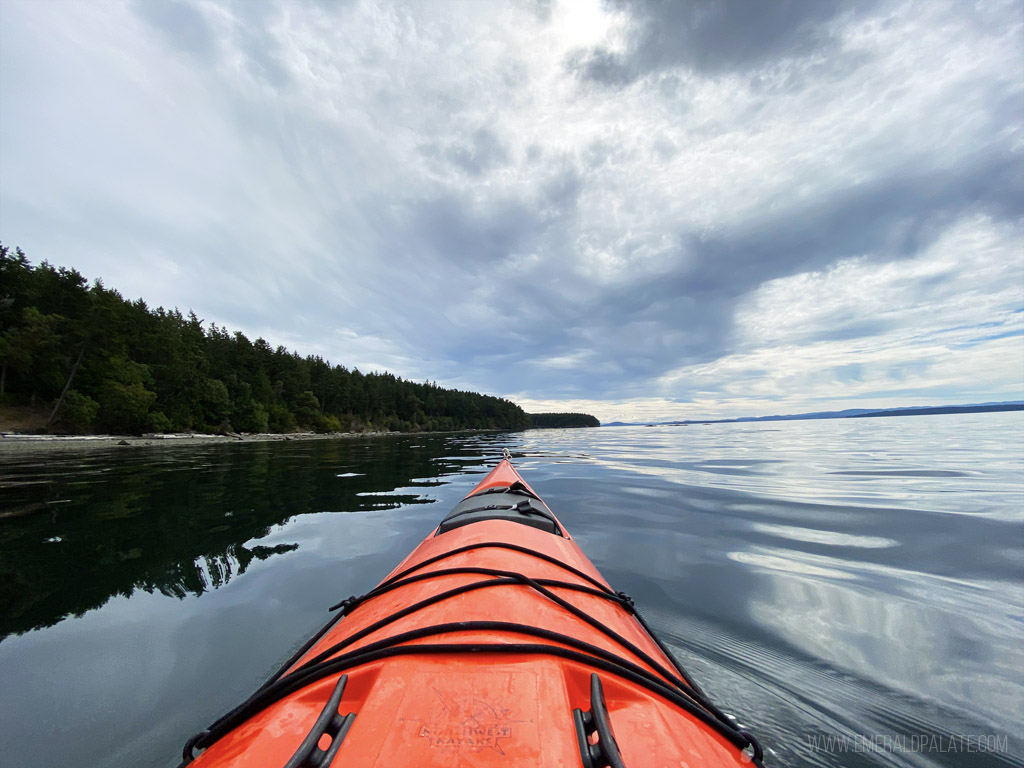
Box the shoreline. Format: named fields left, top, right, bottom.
left=0, top=430, right=404, bottom=455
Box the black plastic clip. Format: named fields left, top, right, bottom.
left=615, top=591, right=634, bottom=610
left=329, top=595, right=359, bottom=614
left=573, top=673, right=626, bottom=768
left=739, top=729, right=764, bottom=763
left=181, top=729, right=210, bottom=763
left=284, top=674, right=356, bottom=768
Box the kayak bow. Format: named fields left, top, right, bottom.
left=180, top=455, right=764, bottom=767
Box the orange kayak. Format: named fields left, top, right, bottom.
left=179, top=456, right=764, bottom=767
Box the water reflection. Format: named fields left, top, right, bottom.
left=161, top=542, right=300, bottom=599
left=512, top=416, right=1024, bottom=767
left=0, top=435, right=484, bottom=639
left=0, top=416, right=1021, bottom=768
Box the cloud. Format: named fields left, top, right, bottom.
left=133, top=0, right=218, bottom=61
left=1, top=0, right=1021, bottom=421
left=653, top=214, right=1024, bottom=411
left=569, top=0, right=867, bottom=84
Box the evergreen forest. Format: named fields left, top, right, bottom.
left=528, top=413, right=601, bottom=428
left=0, top=245, right=536, bottom=435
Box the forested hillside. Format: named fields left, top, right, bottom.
left=528, top=413, right=601, bottom=428
left=0, top=245, right=529, bottom=434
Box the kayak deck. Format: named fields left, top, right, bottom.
left=182, top=458, right=763, bottom=767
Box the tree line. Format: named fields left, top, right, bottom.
left=528, top=412, right=601, bottom=428
left=0, top=244, right=532, bottom=434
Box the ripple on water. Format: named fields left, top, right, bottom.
left=750, top=522, right=898, bottom=549
left=0, top=415, right=1021, bottom=768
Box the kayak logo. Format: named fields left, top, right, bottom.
left=390, top=671, right=540, bottom=762
left=419, top=722, right=514, bottom=753
left=414, top=687, right=523, bottom=755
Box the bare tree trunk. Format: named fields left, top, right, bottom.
left=46, top=345, right=86, bottom=428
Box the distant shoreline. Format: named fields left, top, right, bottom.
left=0, top=430, right=405, bottom=455
left=604, top=402, right=1024, bottom=428
left=0, top=423, right=602, bottom=455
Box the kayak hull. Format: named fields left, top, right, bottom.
left=185, top=459, right=761, bottom=767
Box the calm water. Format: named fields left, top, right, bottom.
left=1, top=414, right=1022, bottom=767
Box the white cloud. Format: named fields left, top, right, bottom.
left=1, top=0, right=1021, bottom=419
left=655, top=214, right=1024, bottom=415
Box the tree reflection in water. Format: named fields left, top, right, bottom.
left=0, top=434, right=484, bottom=639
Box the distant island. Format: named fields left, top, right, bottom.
left=604, top=401, right=1024, bottom=428
left=0, top=244, right=531, bottom=435
left=527, top=412, right=601, bottom=429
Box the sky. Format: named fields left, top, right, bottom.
left=1, top=0, right=1022, bottom=424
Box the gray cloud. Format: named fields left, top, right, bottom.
left=405, top=196, right=540, bottom=269
left=570, top=0, right=876, bottom=86
left=134, top=0, right=217, bottom=61
left=443, top=128, right=510, bottom=177
left=233, top=7, right=293, bottom=90
left=460, top=139, right=1023, bottom=399
left=677, top=148, right=1024, bottom=300
left=2, top=0, right=1021, bottom=421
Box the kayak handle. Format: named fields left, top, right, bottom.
left=283, top=674, right=356, bottom=768
left=573, top=673, right=626, bottom=768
